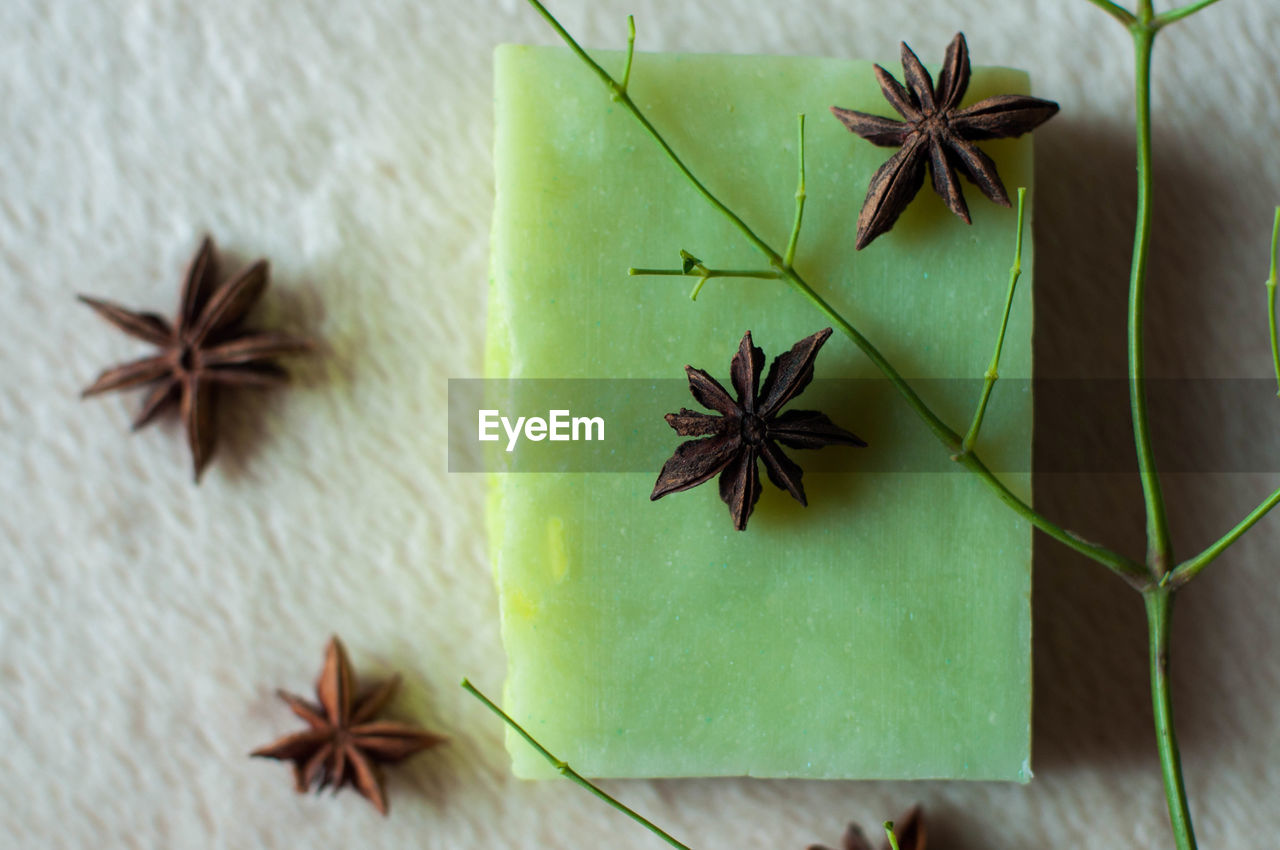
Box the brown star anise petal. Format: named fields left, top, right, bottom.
left=650, top=430, right=741, bottom=500
left=831, top=32, right=1059, bottom=249
left=847, top=136, right=929, bottom=250
left=758, top=326, right=833, bottom=415
left=650, top=329, right=866, bottom=531
left=664, top=408, right=729, bottom=437
left=251, top=637, right=446, bottom=816
left=808, top=805, right=926, bottom=850
left=80, top=235, right=311, bottom=481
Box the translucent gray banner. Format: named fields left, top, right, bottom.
left=448, top=378, right=1280, bottom=473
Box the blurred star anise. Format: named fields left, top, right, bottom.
left=251, top=637, right=446, bottom=816
left=808, top=805, right=926, bottom=850
left=651, top=328, right=865, bottom=531
left=79, top=235, right=310, bottom=481
left=831, top=32, right=1059, bottom=249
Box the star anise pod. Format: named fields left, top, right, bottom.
left=79, top=235, right=310, bottom=481
left=651, top=328, right=865, bottom=531
left=251, top=637, right=446, bottom=816
left=831, top=33, right=1059, bottom=250
left=808, top=805, right=926, bottom=850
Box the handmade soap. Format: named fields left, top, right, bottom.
left=488, top=44, right=1035, bottom=780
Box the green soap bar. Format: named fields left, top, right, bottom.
left=488, top=44, right=1035, bottom=780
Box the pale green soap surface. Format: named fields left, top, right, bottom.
left=489, top=45, right=1035, bottom=780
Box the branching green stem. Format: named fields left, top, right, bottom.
left=522, top=5, right=1280, bottom=850
left=1154, top=0, right=1227, bottom=29
left=775, top=263, right=1144, bottom=582
left=1167, top=485, right=1280, bottom=587
left=462, top=679, right=695, bottom=850
left=1111, top=12, right=1197, bottom=845
left=1144, top=589, right=1196, bottom=849
left=1127, top=26, right=1174, bottom=578
left=962, top=187, right=1027, bottom=455
left=1162, top=212, right=1280, bottom=582
left=524, top=0, right=1144, bottom=585
left=1267, top=207, right=1280, bottom=396
left=525, top=0, right=789, bottom=273
left=784, top=114, right=806, bottom=269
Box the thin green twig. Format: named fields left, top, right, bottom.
left=1268, top=208, right=1280, bottom=396
left=1144, top=590, right=1196, bottom=848
left=1154, top=0, right=1227, bottom=29
left=962, top=187, right=1027, bottom=455
left=1175, top=210, right=1280, bottom=583
left=1167, top=486, right=1280, bottom=587
left=629, top=264, right=781, bottom=301
left=462, top=679, right=695, bottom=850
left=1081, top=0, right=1138, bottom=26
left=777, top=263, right=1145, bottom=582
left=524, top=0, right=1146, bottom=585
left=883, top=822, right=902, bottom=850
left=784, top=114, right=806, bottom=268
left=618, top=15, right=636, bottom=95
left=525, top=0, right=787, bottom=269
left=628, top=267, right=781, bottom=279
left=1127, top=27, right=1174, bottom=578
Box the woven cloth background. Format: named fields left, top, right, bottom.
left=2, top=0, right=1277, bottom=847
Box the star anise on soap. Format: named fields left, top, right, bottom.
left=808, top=805, right=926, bottom=850
left=651, top=328, right=865, bottom=531
left=251, top=637, right=446, bottom=816
left=79, top=235, right=310, bottom=481
left=830, top=32, right=1059, bottom=249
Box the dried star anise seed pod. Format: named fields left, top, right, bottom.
left=251, top=637, right=446, bottom=816
left=651, top=328, right=865, bottom=531
left=831, top=32, right=1059, bottom=249
left=79, top=235, right=311, bottom=481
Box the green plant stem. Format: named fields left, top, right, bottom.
left=525, top=0, right=1145, bottom=585
left=1154, top=0, right=1226, bottom=28
left=1127, top=25, right=1174, bottom=579
left=628, top=268, right=781, bottom=279
left=784, top=114, right=806, bottom=268
left=1270, top=281, right=1279, bottom=396
left=1268, top=208, right=1280, bottom=396
left=1117, top=14, right=1197, bottom=846
left=629, top=266, right=782, bottom=300
left=1082, top=0, right=1137, bottom=25
left=526, top=0, right=784, bottom=269
left=1166, top=209, right=1280, bottom=585
left=883, top=822, right=902, bottom=850
left=1144, top=589, right=1196, bottom=850
left=777, top=261, right=1144, bottom=580
left=462, top=679, right=695, bottom=850
left=618, top=15, right=636, bottom=95
left=1167, top=485, right=1280, bottom=587
left=963, top=187, right=1027, bottom=455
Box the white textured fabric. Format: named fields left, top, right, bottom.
left=2, top=0, right=1278, bottom=847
